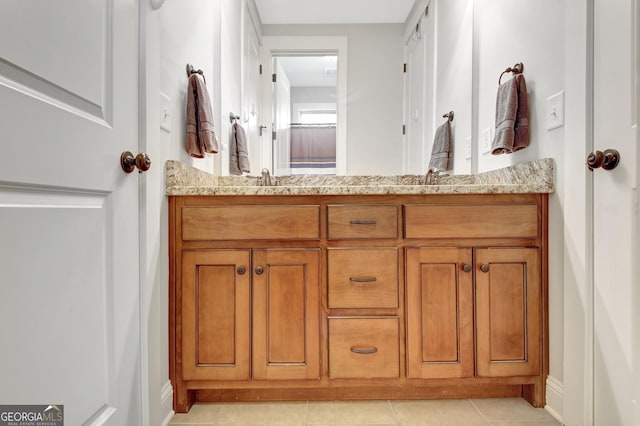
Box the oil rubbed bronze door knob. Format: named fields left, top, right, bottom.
left=121, top=151, right=152, bottom=173
left=587, top=149, right=620, bottom=171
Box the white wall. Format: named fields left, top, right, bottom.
left=141, top=1, right=225, bottom=424
left=263, top=24, right=405, bottom=175
left=473, top=0, right=566, bottom=420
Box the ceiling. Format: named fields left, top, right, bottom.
left=254, top=0, right=417, bottom=25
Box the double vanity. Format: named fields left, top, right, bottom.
left=167, top=159, right=554, bottom=413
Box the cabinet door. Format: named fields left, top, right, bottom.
left=182, top=250, right=251, bottom=380
left=252, top=249, right=321, bottom=380
left=406, top=247, right=474, bottom=378
left=475, top=248, right=541, bottom=377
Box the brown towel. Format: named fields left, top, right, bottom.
left=186, top=73, right=219, bottom=158
left=491, top=73, right=529, bottom=155
left=229, top=122, right=251, bottom=175
left=428, top=120, right=452, bottom=171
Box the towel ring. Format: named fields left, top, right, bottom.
left=186, top=63, right=206, bottom=84
left=443, top=111, right=454, bottom=122
left=498, top=62, right=524, bottom=85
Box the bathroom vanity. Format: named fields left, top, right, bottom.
left=167, top=160, right=553, bottom=413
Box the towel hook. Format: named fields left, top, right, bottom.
left=498, top=62, right=524, bottom=85
left=186, top=63, right=206, bottom=84
left=443, top=111, right=454, bottom=122
left=230, top=112, right=240, bottom=124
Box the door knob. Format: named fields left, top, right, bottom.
left=121, top=151, right=152, bottom=173
left=587, top=149, right=620, bottom=171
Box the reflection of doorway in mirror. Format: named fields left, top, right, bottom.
left=272, top=55, right=338, bottom=175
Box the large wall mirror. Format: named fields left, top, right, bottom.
left=249, top=0, right=472, bottom=176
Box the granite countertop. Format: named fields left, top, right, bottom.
left=165, top=158, right=554, bottom=196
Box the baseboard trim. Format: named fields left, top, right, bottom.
left=160, top=380, right=174, bottom=426
left=545, top=375, right=564, bottom=423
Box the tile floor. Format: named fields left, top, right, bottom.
left=169, top=397, right=561, bottom=425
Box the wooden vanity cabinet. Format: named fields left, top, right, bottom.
left=170, top=193, right=548, bottom=412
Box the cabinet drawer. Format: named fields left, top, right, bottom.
left=328, top=317, right=399, bottom=379
left=181, top=205, right=320, bottom=240
left=404, top=204, right=538, bottom=239
left=328, top=205, right=398, bottom=239
left=328, top=248, right=398, bottom=308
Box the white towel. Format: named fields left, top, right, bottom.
left=229, top=122, right=250, bottom=175
left=428, top=120, right=452, bottom=171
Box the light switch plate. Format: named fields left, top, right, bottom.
left=546, top=90, right=565, bottom=131
left=481, top=127, right=492, bottom=154
left=160, top=92, right=171, bottom=133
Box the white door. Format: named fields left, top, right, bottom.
left=243, top=5, right=262, bottom=175
left=403, top=9, right=434, bottom=175
left=272, top=58, right=291, bottom=175
left=592, top=0, right=639, bottom=424
left=0, top=2, right=142, bottom=425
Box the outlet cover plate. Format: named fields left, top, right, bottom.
left=481, top=127, right=492, bottom=154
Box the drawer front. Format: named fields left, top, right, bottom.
left=328, top=317, right=399, bottom=379
left=181, top=205, right=320, bottom=240
left=328, top=248, right=398, bottom=308
left=404, top=204, right=538, bottom=239
left=328, top=205, right=398, bottom=239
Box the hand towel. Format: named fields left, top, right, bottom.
left=428, top=120, right=452, bottom=171
left=186, top=73, right=219, bottom=158
left=229, top=122, right=251, bottom=175
left=491, top=73, right=529, bottom=155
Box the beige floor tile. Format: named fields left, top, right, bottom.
left=169, top=403, right=224, bottom=424
left=217, top=401, right=308, bottom=425
left=306, top=401, right=396, bottom=425
left=391, top=399, right=489, bottom=425
left=470, top=398, right=559, bottom=423
left=488, top=422, right=561, bottom=426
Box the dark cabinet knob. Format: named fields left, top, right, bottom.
left=480, top=264, right=490, bottom=273
left=462, top=264, right=472, bottom=273
left=255, top=266, right=264, bottom=275
left=237, top=266, right=246, bottom=275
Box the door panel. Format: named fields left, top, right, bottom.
left=0, top=1, right=141, bottom=424
left=475, top=248, right=540, bottom=377
left=593, top=0, right=639, bottom=423
left=253, top=249, right=320, bottom=380
left=406, top=247, right=474, bottom=379
left=181, top=250, right=251, bottom=381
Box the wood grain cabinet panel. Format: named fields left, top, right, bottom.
left=405, top=204, right=538, bottom=239
left=328, top=205, right=398, bottom=239
left=406, top=247, right=474, bottom=379
left=252, top=249, right=321, bottom=380
left=475, top=248, right=541, bottom=377
left=328, top=317, right=400, bottom=379
left=181, top=250, right=251, bottom=381
left=328, top=248, right=398, bottom=308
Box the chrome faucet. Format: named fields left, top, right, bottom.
left=425, top=168, right=449, bottom=185
left=260, top=168, right=272, bottom=186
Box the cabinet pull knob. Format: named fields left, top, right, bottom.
left=349, top=277, right=377, bottom=283
left=255, top=266, right=264, bottom=275
left=351, top=347, right=378, bottom=355
left=480, top=264, right=490, bottom=273
left=237, top=266, right=246, bottom=275
left=350, top=220, right=377, bottom=225
left=462, top=264, right=472, bottom=273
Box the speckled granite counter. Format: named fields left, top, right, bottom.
left=165, top=158, right=554, bottom=196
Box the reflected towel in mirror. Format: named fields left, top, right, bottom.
left=428, top=120, right=452, bottom=171
left=230, top=122, right=250, bottom=175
